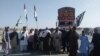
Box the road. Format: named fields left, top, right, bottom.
left=0, top=45, right=68, bottom=56
left=0, top=51, right=68, bottom=56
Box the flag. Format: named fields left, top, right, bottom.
left=24, top=4, right=28, bottom=21
left=25, top=14, right=28, bottom=21
left=16, top=16, right=21, bottom=27
left=34, top=5, right=37, bottom=21
left=76, top=11, right=86, bottom=26
left=56, top=21, right=58, bottom=27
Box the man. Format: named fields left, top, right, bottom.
left=68, top=26, right=79, bottom=56
left=38, top=29, right=44, bottom=51
left=53, top=27, right=62, bottom=53
left=27, top=29, right=34, bottom=51
left=2, top=27, right=11, bottom=56
left=79, top=31, right=89, bottom=56
left=42, top=28, right=51, bottom=54
left=90, top=28, right=100, bottom=56
left=61, top=29, right=67, bottom=53
left=33, top=29, right=39, bottom=50
left=50, top=28, right=55, bottom=51
left=19, top=26, right=28, bottom=52
left=66, top=29, right=72, bottom=54
left=10, top=28, right=19, bottom=53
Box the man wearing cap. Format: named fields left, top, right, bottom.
left=2, top=26, right=11, bottom=56
left=19, top=26, right=28, bottom=52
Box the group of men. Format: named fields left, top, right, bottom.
left=2, top=26, right=82, bottom=56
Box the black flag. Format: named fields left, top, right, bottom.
left=76, top=11, right=86, bottom=26
left=16, top=16, right=21, bottom=27
left=34, top=5, right=37, bottom=21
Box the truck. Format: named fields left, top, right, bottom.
left=58, top=7, right=75, bottom=30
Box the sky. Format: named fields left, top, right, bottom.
left=0, top=0, right=100, bottom=29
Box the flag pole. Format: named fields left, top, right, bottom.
left=26, top=19, right=28, bottom=29
left=34, top=5, right=38, bottom=29
left=36, top=21, right=38, bottom=29
left=56, top=21, right=58, bottom=28
left=35, top=17, right=38, bottom=29
left=24, top=4, right=28, bottom=29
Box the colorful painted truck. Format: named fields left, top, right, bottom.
left=58, top=7, right=75, bottom=30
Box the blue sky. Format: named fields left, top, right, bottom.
left=0, top=0, right=100, bottom=28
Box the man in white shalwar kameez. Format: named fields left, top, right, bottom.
left=19, top=26, right=28, bottom=52
left=53, top=27, right=62, bottom=52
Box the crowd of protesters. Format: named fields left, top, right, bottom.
left=2, top=26, right=100, bottom=56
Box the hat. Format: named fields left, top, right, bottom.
left=23, top=26, right=27, bottom=29
left=5, top=26, right=9, bottom=29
